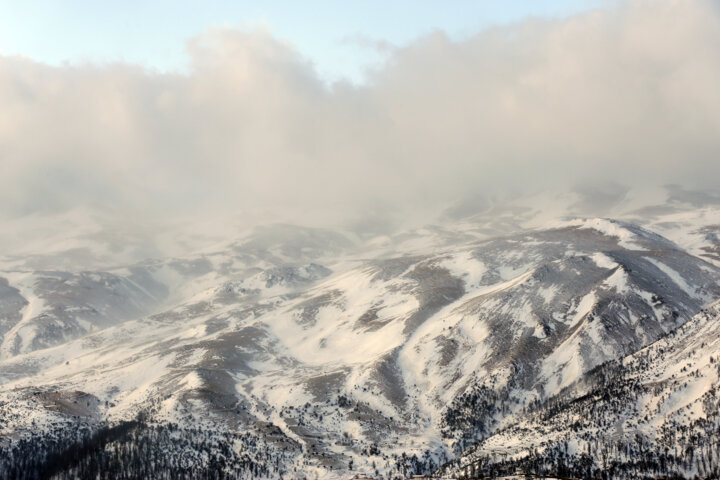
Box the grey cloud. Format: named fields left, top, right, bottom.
left=1, top=0, right=719, bottom=228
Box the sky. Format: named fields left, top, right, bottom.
left=1, top=0, right=719, bottom=232
left=0, top=0, right=604, bottom=83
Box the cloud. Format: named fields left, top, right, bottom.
left=1, top=0, right=719, bottom=229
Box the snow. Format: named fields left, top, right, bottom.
left=537, top=285, right=558, bottom=304
left=474, top=268, right=535, bottom=297
left=604, top=267, right=630, bottom=293
left=645, top=257, right=696, bottom=297
left=563, top=218, right=648, bottom=250
left=260, top=266, right=418, bottom=366
left=2, top=198, right=720, bottom=478
left=0, top=273, right=45, bottom=360
left=439, top=250, right=487, bottom=288
left=572, top=291, right=597, bottom=323
left=591, top=252, right=617, bottom=269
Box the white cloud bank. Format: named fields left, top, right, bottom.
left=1, top=0, right=719, bottom=228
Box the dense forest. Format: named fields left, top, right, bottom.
left=0, top=416, right=290, bottom=480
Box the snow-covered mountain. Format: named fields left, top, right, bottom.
left=441, top=299, right=720, bottom=479
left=3, top=190, right=720, bottom=479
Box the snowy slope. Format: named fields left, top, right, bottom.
left=2, top=214, right=720, bottom=479
left=442, top=300, right=720, bottom=479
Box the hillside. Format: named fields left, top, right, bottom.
left=2, top=207, right=720, bottom=478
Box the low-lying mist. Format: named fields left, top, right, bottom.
left=1, top=0, right=719, bottom=253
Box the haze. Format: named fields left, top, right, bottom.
left=1, top=0, right=719, bottom=233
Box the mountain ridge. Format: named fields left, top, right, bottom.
left=2, top=210, right=720, bottom=478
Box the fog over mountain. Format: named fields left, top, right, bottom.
left=3, top=1, right=720, bottom=479
left=1, top=0, right=719, bottom=235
